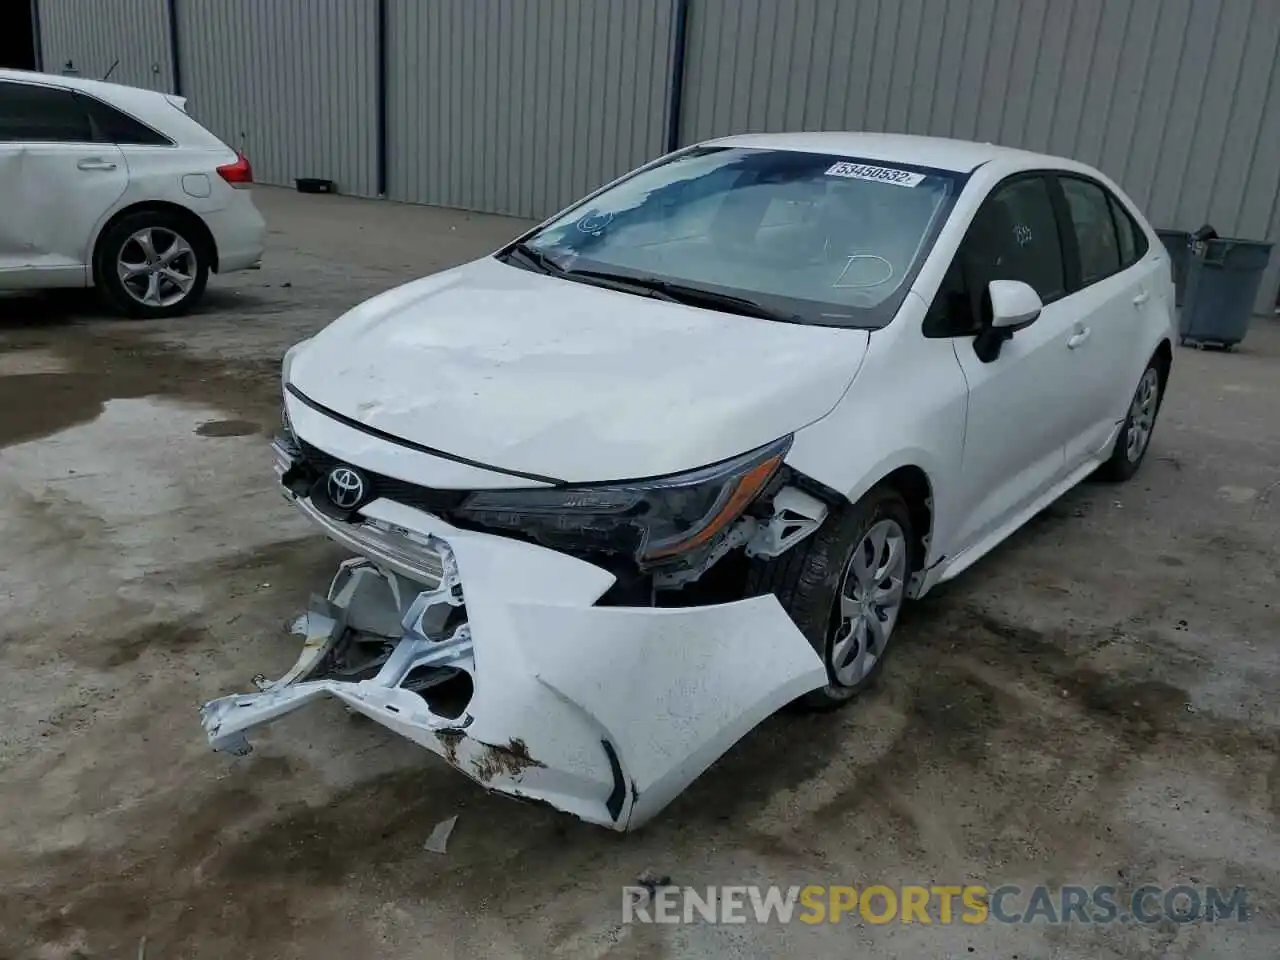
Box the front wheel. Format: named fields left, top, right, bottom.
left=746, top=485, right=913, bottom=710
left=1097, top=359, right=1163, bottom=482
left=95, top=211, right=210, bottom=318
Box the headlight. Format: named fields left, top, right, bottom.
left=453, top=436, right=791, bottom=564
left=281, top=338, right=309, bottom=383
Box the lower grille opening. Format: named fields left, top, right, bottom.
left=404, top=666, right=474, bottom=720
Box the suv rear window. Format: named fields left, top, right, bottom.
left=79, top=93, right=172, bottom=146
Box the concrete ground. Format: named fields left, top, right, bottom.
left=1, top=186, right=1278, bottom=959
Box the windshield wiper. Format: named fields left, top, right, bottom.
left=565, top=269, right=803, bottom=324
left=502, top=242, right=566, bottom=275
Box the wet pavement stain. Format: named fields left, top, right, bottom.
left=196, top=418, right=261, bottom=438
left=86, top=620, right=212, bottom=670
left=0, top=373, right=113, bottom=448
left=0, top=331, right=282, bottom=449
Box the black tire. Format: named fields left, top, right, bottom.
left=745, top=484, right=913, bottom=711
left=1096, top=355, right=1165, bottom=482
left=94, top=210, right=210, bottom=318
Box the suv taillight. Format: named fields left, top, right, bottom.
left=216, top=153, right=253, bottom=186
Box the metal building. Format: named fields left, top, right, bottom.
left=33, top=0, right=1280, bottom=312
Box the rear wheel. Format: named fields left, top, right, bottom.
left=95, top=211, right=210, bottom=318
left=746, top=485, right=912, bottom=710
left=1097, top=359, right=1162, bottom=482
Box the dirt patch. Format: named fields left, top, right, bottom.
left=60, top=618, right=212, bottom=671
left=437, top=729, right=464, bottom=766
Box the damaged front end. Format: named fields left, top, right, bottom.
left=200, top=427, right=829, bottom=831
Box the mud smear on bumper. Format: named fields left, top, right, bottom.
left=472, top=737, right=545, bottom=781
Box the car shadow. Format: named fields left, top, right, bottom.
left=0, top=290, right=107, bottom=328
left=0, top=286, right=274, bottom=329
left=190, top=287, right=275, bottom=313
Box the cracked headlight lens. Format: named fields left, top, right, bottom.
left=454, top=435, right=791, bottom=563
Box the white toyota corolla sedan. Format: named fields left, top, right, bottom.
left=0, top=69, right=265, bottom=317
left=203, top=133, right=1175, bottom=831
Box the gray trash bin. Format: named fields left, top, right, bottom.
left=1179, top=238, right=1274, bottom=349
left=1155, top=229, right=1192, bottom=306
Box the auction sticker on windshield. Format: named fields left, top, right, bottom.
left=824, top=162, right=925, bottom=187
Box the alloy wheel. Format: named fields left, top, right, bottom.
left=830, top=518, right=908, bottom=687
left=1125, top=367, right=1160, bottom=463
left=117, top=227, right=198, bottom=308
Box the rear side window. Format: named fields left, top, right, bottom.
left=0, top=81, right=91, bottom=143
left=1061, top=177, right=1121, bottom=284
left=1108, top=194, right=1148, bottom=268
left=78, top=94, right=172, bottom=146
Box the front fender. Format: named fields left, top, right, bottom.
left=783, top=308, right=968, bottom=572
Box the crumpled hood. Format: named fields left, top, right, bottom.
left=288, top=256, right=870, bottom=483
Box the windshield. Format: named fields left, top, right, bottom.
left=516, top=147, right=961, bottom=328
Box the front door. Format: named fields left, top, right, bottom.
left=926, top=174, right=1079, bottom=555
left=0, top=79, right=127, bottom=286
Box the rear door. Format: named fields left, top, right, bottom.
left=1054, top=175, right=1153, bottom=469
left=925, top=173, right=1078, bottom=555
left=0, top=79, right=127, bottom=286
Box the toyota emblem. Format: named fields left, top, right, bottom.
left=326, top=466, right=367, bottom=510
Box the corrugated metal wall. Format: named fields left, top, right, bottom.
left=32, top=0, right=1280, bottom=312
left=37, top=0, right=173, bottom=92
left=178, top=0, right=379, bottom=197
left=682, top=0, right=1280, bottom=313
left=385, top=0, right=675, bottom=219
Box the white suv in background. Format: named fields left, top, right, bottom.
left=0, top=69, right=265, bottom=317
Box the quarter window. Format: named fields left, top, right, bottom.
left=1108, top=194, right=1147, bottom=268
left=0, top=81, right=92, bottom=143
left=79, top=94, right=172, bottom=146
left=1061, top=177, right=1121, bottom=284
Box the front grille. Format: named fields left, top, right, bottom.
left=297, top=440, right=470, bottom=514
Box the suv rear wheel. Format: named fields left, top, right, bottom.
left=95, top=210, right=210, bottom=318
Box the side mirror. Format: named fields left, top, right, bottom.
left=989, top=279, right=1043, bottom=329
left=974, top=280, right=1043, bottom=363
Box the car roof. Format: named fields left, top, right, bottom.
left=0, top=67, right=181, bottom=110
left=701, top=131, right=1066, bottom=175
left=0, top=68, right=229, bottom=149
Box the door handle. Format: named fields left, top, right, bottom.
left=1132, top=290, right=1150, bottom=306
left=1067, top=327, right=1091, bottom=349
left=77, top=158, right=118, bottom=171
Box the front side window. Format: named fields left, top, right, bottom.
left=1061, top=177, right=1121, bottom=284
left=925, top=175, right=1066, bottom=337
left=0, top=81, right=91, bottom=143
left=518, top=147, right=960, bottom=328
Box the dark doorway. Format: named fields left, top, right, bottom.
left=1, top=2, right=38, bottom=70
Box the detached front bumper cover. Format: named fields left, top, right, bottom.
left=200, top=502, right=826, bottom=831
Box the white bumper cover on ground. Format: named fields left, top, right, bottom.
left=200, top=503, right=826, bottom=830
